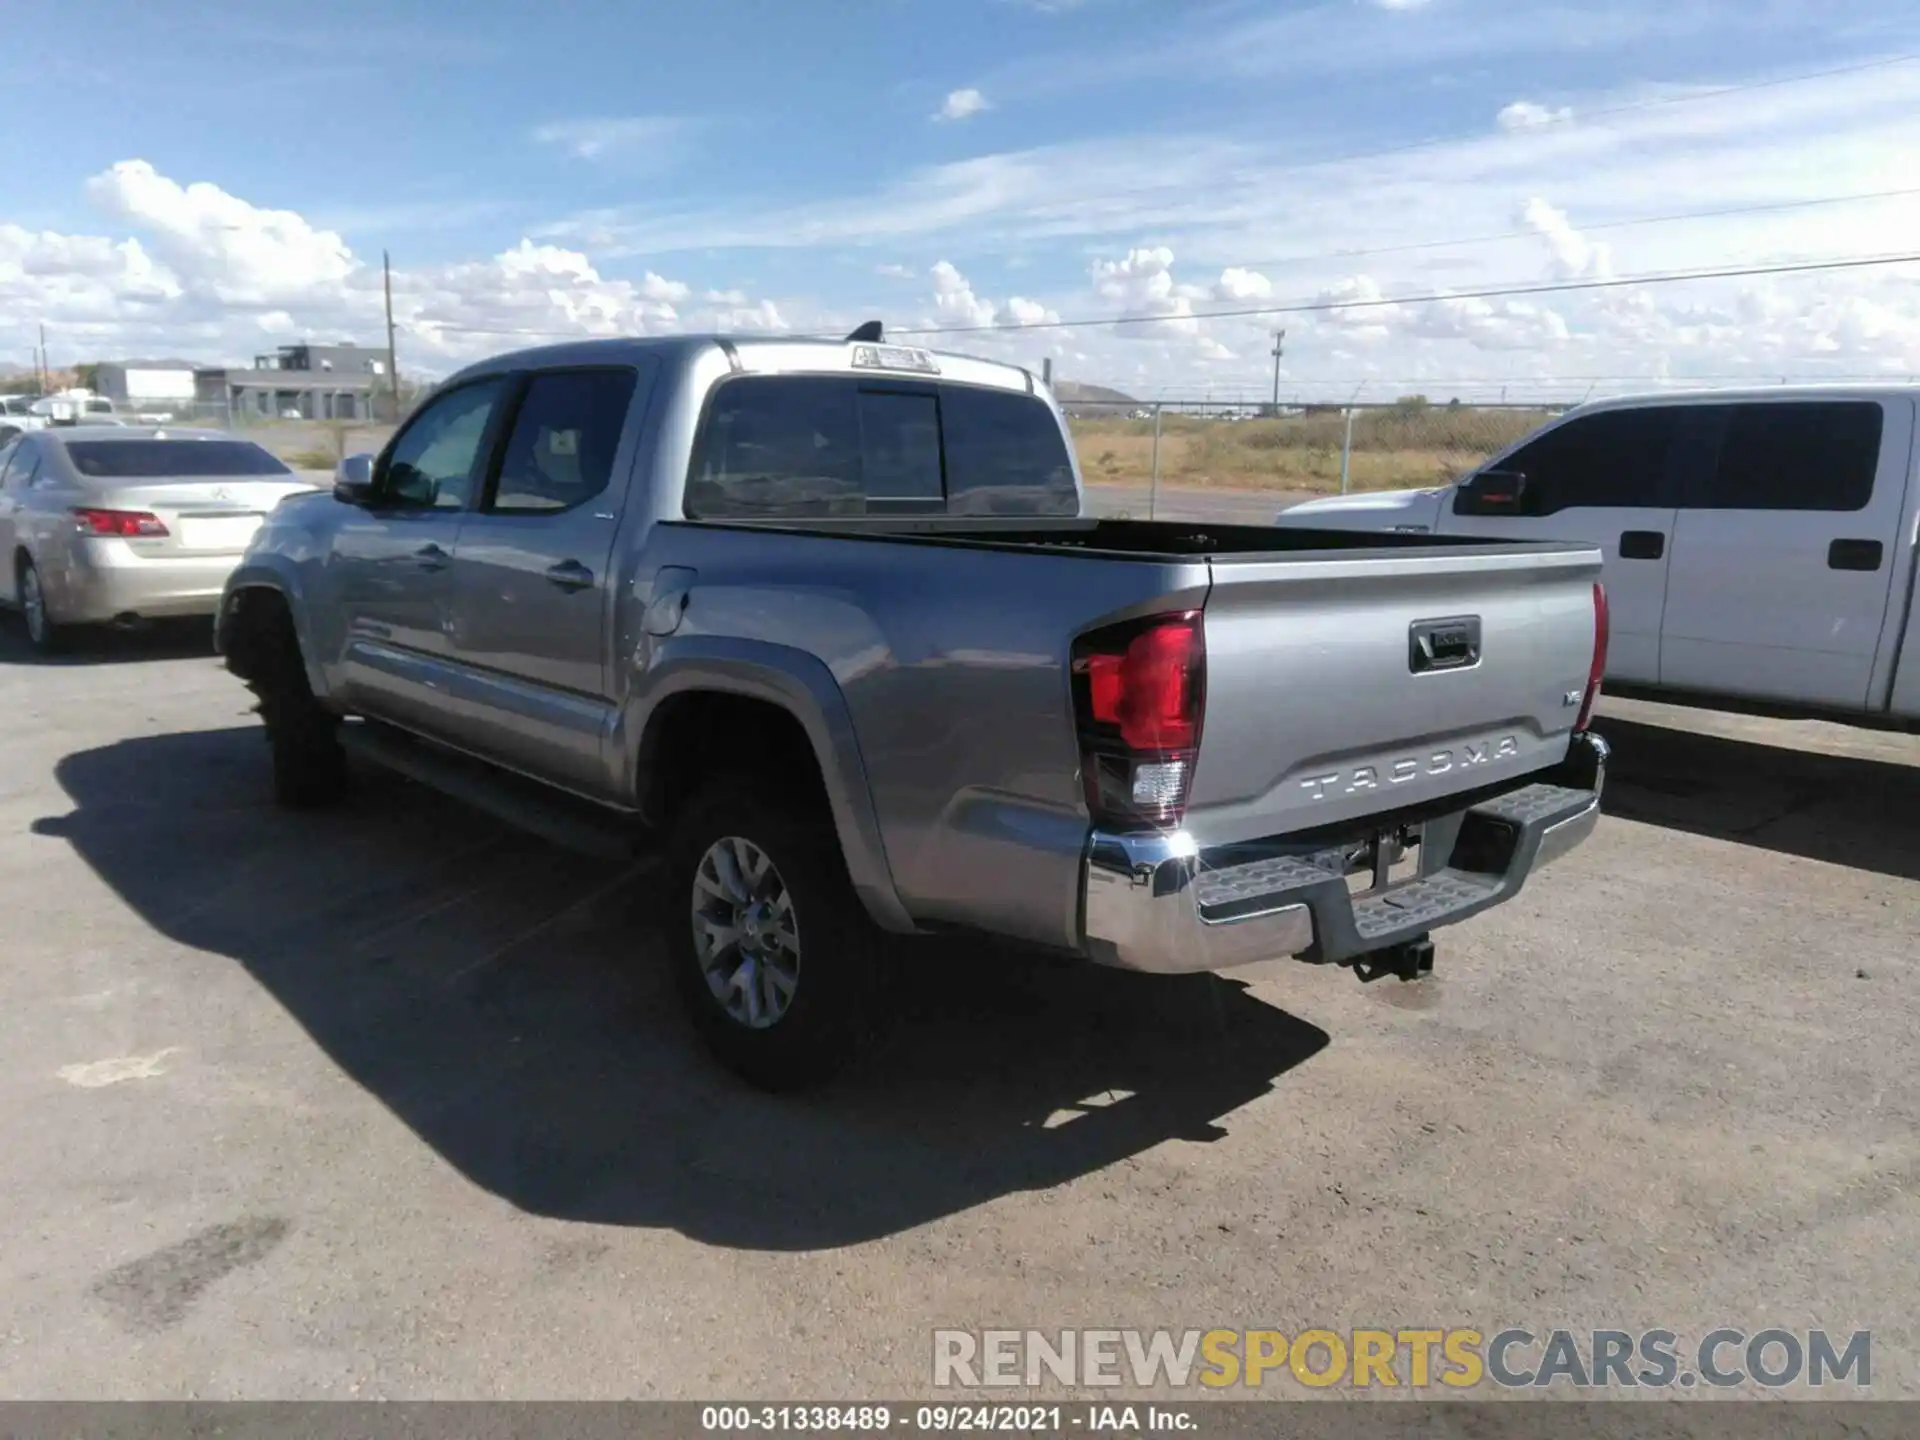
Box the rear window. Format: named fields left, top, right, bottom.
left=64, top=439, right=293, bottom=479
left=1685, top=401, right=1884, bottom=512
left=686, top=375, right=1077, bottom=519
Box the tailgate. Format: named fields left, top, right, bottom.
left=1188, top=542, right=1602, bottom=842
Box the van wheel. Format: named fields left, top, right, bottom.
left=666, top=779, right=888, bottom=1092
left=17, top=556, right=65, bottom=656
left=247, top=610, right=347, bottom=809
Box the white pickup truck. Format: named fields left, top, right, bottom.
left=1277, top=386, right=1920, bottom=731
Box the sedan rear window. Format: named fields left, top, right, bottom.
left=64, top=440, right=293, bottom=478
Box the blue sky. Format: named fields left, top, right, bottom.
left=5, top=0, right=1920, bottom=397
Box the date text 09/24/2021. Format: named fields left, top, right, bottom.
left=700, top=1405, right=1197, bottom=1433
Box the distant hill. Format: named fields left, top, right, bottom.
left=1054, top=380, right=1137, bottom=405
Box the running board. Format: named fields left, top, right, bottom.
left=338, top=722, right=648, bottom=861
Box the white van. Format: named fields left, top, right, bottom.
left=1274, top=387, right=1920, bottom=728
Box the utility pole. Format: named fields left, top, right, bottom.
left=383, top=250, right=400, bottom=421
left=37, top=324, right=48, bottom=394
left=1269, top=329, right=1286, bottom=414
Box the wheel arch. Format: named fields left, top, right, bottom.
left=216, top=565, right=326, bottom=697
left=625, top=639, right=914, bottom=934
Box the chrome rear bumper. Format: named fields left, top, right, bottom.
left=1082, top=732, right=1608, bottom=975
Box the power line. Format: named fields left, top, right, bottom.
left=1226, top=185, right=1920, bottom=273
left=883, top=249, right=1920, bottom=338
left=403, top=248, right=1920, bottom=345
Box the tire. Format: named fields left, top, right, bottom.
left=16, top=555, right=65, bottom=656
left=246, top=609, right=347, bottom=809
left=666, top=779, right=889, bottom=1092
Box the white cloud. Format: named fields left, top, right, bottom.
left=1522, top=198, right=1612, bottom=280
left=935, top=88, right=990, bottom=122
left=874, top=263, right=917, bottom=280
left=709, top=298, right=788, bottom=333
left=928, top=259, right=1060, bottom=329
left=530, top=116, right=688, bottom=165
left=84, top=159, right=352, bottom=305
left=1090, top=246, right=1198, bottom=336
left=640, top=271, right=693, bottom=303
left=1371, top=0, right=1432, bottom=8
left=1001, top=295, right=1054, bottom=325
left=1498, top=100, right=1574, bottom=131
left=1213, top=266, right=1274, bottom=302
left=931, top=259, right=998, bottom=326
left=2, top=160, right=795, bottom=374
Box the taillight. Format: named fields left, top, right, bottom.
left=1071, top=611, right=1205, bottom=830
left=73, top=507, right=169, bottom=538
left=1575, top=581, right=1608, bottom=731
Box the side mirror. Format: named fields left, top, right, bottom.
left=1455, top=468, right=1531, bottom=516
left=333, top=453, right=377, bottom=505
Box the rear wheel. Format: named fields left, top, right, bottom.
left=16, top=555, right=65, bottom=656
left=243, top=606, right=347, bottom=809
left=666, top=779, right=889, bottom=1091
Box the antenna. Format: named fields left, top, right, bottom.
left=844, top=321, right=884, bottom=343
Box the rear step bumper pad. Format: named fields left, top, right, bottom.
left=1082, top=732, right=1608, bottom=975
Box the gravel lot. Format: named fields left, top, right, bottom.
left=0, top=534, right=1915, bottom=1401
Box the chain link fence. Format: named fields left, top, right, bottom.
left=1062, top=398, right=1568, bottom=513
left=11, top=383, right=1569, bottom=503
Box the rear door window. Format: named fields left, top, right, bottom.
left=1457, top=407, right=1678, bottom=517
left=1683, top=401, right=1883, bottom=512
left=688, top=375, right=1077, bottom=518
left=487, top=368, right=638, bottom=514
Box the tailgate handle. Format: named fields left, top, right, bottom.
left=1409, top=616, right=1482, bottom=674
left=1828, top=538, right=1883, bottom=572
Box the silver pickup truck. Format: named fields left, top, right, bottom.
left=216, top=332, right=1610, bottom=1090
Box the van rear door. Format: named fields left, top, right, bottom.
left=1657, top=397, right=1916, bottom=711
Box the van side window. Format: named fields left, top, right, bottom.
left=1686, top=401, right=1882, bottom=513
left=1457, top=408, right=1676, bottom=517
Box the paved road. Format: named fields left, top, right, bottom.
left=0, top=622, right=1914, bottom=1400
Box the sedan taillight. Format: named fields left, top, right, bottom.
left=72, top=507, right=169, bottom=538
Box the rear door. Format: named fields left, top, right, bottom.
left=1659, top=397, right=1915, bottom=710
left=1437, top=405, right=1682, bottom=686
left=441, top=363, right=651, bottom=791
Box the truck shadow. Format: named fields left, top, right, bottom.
left=36, top=726, right=1330, bottom=1252
left=1595, top=716, right=1920, bottom=882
